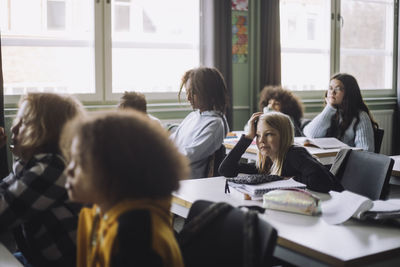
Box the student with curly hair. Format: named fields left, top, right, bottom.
left=170, top=67, right=229, bottom=178
left=303, top=73, right=377, bottom=152
left=220, top=112, right=342, bottom=193
left=255, top=86, right=304, bottom=137
left=0, top=93, right=84, bottom=267
left=64, top=111, right=189, bottom=267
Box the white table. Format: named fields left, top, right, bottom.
left=172, top=177, right=400, bottom=267
left=0, top=243, right=22, bottom=267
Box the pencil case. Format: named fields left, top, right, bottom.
left=262, top=188, right=321, bottom=216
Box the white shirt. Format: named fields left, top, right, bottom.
left=170, top=110, right=229, bottom=178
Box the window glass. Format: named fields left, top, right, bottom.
left=280, top=0, right=331, bottom=91
left=47, top=0, right=66, bottom=30
left=111, top=0, right=200, bottom=93
left=1, top=0, right=95, bottom=95
left=340, top=0, right=394, bottom=89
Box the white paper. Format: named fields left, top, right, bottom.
left=370, top=199, right=400, bottom=212
left=321, top=190, right=373, bottom=225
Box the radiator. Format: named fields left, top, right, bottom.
left=371, top=110, right=394, bottom=155
left=305, top=110, right=394, bottom=155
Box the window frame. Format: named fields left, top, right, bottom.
left=283, top=0, right=398, bottom=101
left=3, top=0, right=202, bottom=106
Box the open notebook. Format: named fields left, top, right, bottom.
left=227, top=178, right=306, bottom=200
left=294, top=137, right=349, bottom=149
left=321, top=190, right=400, bottom=224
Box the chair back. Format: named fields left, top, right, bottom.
left=331, top=149, right=394, bottom=200
left=206, top=145, right=226, bottom=177
left=374, top=128, right=384, bottom=153
left=178, top=200, right=277, bottom=267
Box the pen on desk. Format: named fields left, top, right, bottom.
left=225, top=179, right=230, bottom=194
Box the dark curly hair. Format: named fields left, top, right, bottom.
left=119, top=91, right=147, bottom=113
left=326, top=73, right=378, bottom=139
left=258, top=86, right=303, bottom=128
left=65, top=110, right=189, bottom=202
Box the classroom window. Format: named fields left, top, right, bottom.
left=1, top=0, right=200, bottom=103
left=47, top=0, right=66, bottom=30
left=280, top=0, right=395, bottom=91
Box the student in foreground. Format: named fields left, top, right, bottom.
left=118, top=91, right=161, bottom=124
left=64, top=111, right=189, bottom=267
left=0, top=93, right=84, bottom=267
left=170, top=67, right=229, bottom=178
left=219, top=112, right=343, bottom=193
left=303, top=73, right=377, bottom=152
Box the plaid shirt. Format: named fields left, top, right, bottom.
left=0, top=153, right=80, bottom=267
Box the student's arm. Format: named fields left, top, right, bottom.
left=218, top=135, right=258, bottom=177
left=354, top=111, right=375, bottom=152
left=0, top=155, right=66, bottom=230
left=285, top=147, right=343, bottom=193
left=303, top=105, right=337, bottom=138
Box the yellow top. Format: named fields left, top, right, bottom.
left=76, top=198, right=184, bottom=267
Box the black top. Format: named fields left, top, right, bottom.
left=218, top=135, right=343, bottom=193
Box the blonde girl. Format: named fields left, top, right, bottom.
left=219, top=112, right=343, bottom=193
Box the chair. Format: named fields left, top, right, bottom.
left=206, top=145, right=226, bottom=177
left=177, top=200, right=277, bottom=267
left=374, top=128, right=384, bottom=153
left=330, top=149, right=394, bottom=200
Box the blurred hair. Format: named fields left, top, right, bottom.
left=257, top=112, right=294, bottom=175
left=327, top=73, right=378, bottom=138
left=15, top=92, right=84, bottom=157
left=258, top=86, right=303, bottom=127
left=119, top=91, right=147, bottom=113
left=63, top=110, right=189, bottom=202
left=178, top=67, right=228, bottom=114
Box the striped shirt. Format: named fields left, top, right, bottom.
left=0, top=153, right=80, bottom=267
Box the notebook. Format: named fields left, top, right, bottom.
left=321, top=190, right=400, bottom=224
left=294, top=137, right=349, bottom=149
left=227, top=178, right=306, bottom=200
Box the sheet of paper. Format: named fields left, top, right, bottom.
left=370, top=199, right=400, bottom=212
left=321, top=190, right=373, bottom=224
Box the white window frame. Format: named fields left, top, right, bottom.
left=282, top=0, right=398, bottom=100
left=3, top=0, right=201, bottom=105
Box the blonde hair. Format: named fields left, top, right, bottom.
left=257, top=112, right=294, bottom=175
left=64, top=110, right=189, bottom=202
left=14, top=93, right=84, bottom=157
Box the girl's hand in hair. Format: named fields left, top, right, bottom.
left=245, top=112, right=263, bottom=140
left=0, top=127, right=7, bottom=148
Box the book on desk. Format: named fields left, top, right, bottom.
left=294, top=137, right=349, bottom=149
left=227, top=177, right=306, bottom=200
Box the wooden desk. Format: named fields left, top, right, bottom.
left=0, top=243, right=22, bottom=267
left=172, top=177, right=400, bottom=267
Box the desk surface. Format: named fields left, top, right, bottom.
left=172, top=177, right=400, bottom=267
left=0, top=243, right=22, bottom=267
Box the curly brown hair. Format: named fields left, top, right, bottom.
left=118, top=91, right=147, bottom=113
left=258, top=86, right=303, bottom=127
left=67, top=110, right=189, bottom=202
left=178, top=67, right=228, bottom=114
